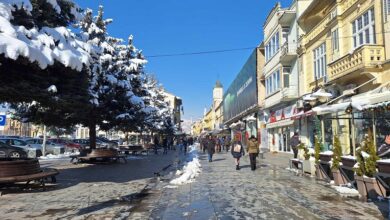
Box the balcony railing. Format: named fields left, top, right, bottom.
left=328, top=45, right=384, bottom=81
left=280, top=43, right=297, bottom=63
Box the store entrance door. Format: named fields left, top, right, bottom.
left=283, top=128, right=291, bottom=152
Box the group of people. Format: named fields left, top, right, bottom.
left=153, top=135, right=194, bottom=155
left=201, top=135, right=260, bottom=171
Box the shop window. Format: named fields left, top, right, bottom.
left=323, top=116, right=333, bottom=151
left=375, top=111, right=390, bottom=148
left=354, top=112, right=374, bottom=147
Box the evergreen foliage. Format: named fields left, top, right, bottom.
left=314, top=136, right=322, bottom=164
left=331, top=135, right=342, bottom=170
left=355, top=130, right=379, bottom=177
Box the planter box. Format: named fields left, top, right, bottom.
left=377, top=161, right=390, bottom=173
left=319, top=153, right=332, bottom=162
left=332, top=169, right=347, bottom=186
left=315, top=164, right=328, bottom=181
left=355, top=175, right=367, bottom=200
left=341, top=156, right=357, bottom=168
left=364, top=176, right=387, bottom=199
left=303, top=159, right=316, bottom=176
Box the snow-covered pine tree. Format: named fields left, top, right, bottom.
left=1, top=0, right=90, bottom=129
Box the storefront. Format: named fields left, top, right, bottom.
left=312, top=86, right=390, bottom=155
left=265, top=104, right=298, bottom=153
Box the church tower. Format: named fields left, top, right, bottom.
left=213, top=80, right=223, bottom=108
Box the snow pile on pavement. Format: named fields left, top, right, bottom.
left=169, top=144, right=202, bottom=185
left=331, top=185, right=359, bottom=196
left=39, top=151, right=79, bottom=160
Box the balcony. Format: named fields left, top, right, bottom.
left=281, top=87, right=298, bottom=101
left=328, top=45, right=385, bottom=82
left=264, top=87, right=298, bottom=108
left=280, top=43, right=297, bottom=64
left=302, top=16, right=330, bottom=46
left=279, top=10, right=296, bottom=26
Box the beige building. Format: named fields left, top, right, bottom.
left=298, top=0, right=390, bottom=154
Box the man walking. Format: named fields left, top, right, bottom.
left=247, top=135, right=259, bottom=171
left=206, top=135, right=215, bottom=162
left=290, top=132, right=301, bottom=159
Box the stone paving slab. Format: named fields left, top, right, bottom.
left=0, top=151, right=181, bottom=220
left=146, top=151, right=387, bottom=220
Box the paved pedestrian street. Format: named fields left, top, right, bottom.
left=133, top=151, right=388, bottom=220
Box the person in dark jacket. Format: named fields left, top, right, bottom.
left=162, top=137, right=168, bottom=155
left=247, top=135, right=259, bottom=171
left=231, top=137, right=245, bottom=170
left=206, top=135, right=215, bottom=162
left=290, top=132, right=301, bottom=158
left=153, top=136, right=159, bottom=155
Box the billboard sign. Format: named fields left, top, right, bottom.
left=223, top=50, right=257, bottom=123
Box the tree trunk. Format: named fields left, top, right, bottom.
left=89, top=122, right=97, bottom=149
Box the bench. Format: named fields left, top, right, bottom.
left=70, top=149, right=127, bottom=164
left=0, top=159, right=59, bottom=192
left=289, top=159, right=303, bottom=173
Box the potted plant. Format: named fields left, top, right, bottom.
left=331, top=136, right=347, bottom=185
left=299, top=144, right=315, bottom=175
left=355, top=131, right=386, bottom=200
left=314, top=136, right=327, bottom=180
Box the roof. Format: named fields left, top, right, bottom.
left=215, top=80, right=223, bottom=88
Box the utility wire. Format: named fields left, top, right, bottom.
left=145, top=30, right=390, bottom=58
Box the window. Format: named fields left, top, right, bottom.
left=331, top=29, right=339, bottom=52
left=265, top=31, right=280, bottom=62
left=265, top=70, right=281, bottom=95
left=352, top=8, right=376, bottom=48
left=313, top=43, right=327, bottom=80
left=283, top=67, right=291, bottom=88
left=385, top=0, right=390, bottom=22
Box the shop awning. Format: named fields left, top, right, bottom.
left=266, top=119, right=294, bottom=129
left=312, top=90, right=390, bottom=115
left=291, top=110, right=315, bottom=119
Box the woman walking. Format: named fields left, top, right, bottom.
left=231, top=137, right=244, bottom=170
left=247, top=136, right=259, bottom=171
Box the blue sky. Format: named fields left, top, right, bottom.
left=78, top=0, right=292, bottom=121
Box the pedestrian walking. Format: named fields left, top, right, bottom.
left=183, top=137, right=188, bottom=154
left=247, top=135, right=259, bottom=171
left=153, top=136, right=159, bottom=155
left=163, top=137, right=168, bottom=155
left=231, top=137, right=245, bottom=170
left=206, top=135, right=215, bottom=162
left=224, top=136, right=231, bottom=152
left=202, top=137, right=207, bottom=153
left=290, top=132, right=301, bottom=159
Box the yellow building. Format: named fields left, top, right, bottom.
left=201, top=108, right=214, bottom=133
left=298, top=0, right=390, bottom=155
left=191, top=120, right=203, bottom=136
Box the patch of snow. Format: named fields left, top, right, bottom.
left=331, top=185, right=359, bottom=195
left=377, top=159, right=390, bottom=164
left=169, top=145, right=202, bottom=185
left=320, top=151, right=333, bottom=155
left=361, top=151, right=370, bottom=158
left=39, top=151, right=79, bottom=160
left=341, top=155, right=356, bottom=160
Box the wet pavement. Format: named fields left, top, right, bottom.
left=1, top=149, right=388, bottom=219
left=137, top=151, right=388, bottom=220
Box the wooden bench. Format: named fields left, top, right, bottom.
left=70, top=149, right=127, bottom=164
left=0, top=159, right=59, bottom=191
